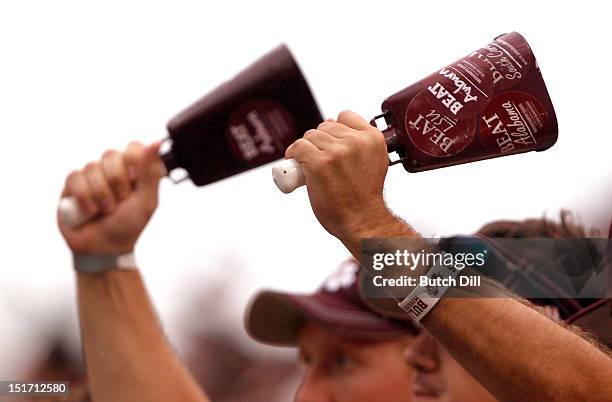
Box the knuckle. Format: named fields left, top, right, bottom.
left=361, top=133, right=377, bottom=147
left=84, top=161, right=98, bottom=173
left=337, top=110, right=357, bottom=125
left=329, top=144, right=348, bottom=158
left=314, top=155, right=333, bottom=169
left=337, top=110, right=352, bottom=121
left=368, top=127, right=385, bottom=141
left=371, top=133, right=387, bottom=150
left=70, top=184, right=87, bottom=199
left=325, top=151, right=342, bottom=166
left=349, top=134, right=367, bottom=147
left=365, top=135, right=380, bottom=148
left=286, top=140, right=301, bottom=157
left=284, top=146, right=293, bottom=158
left=292, top=138, right=306, bottom=148
left=102, top=149, right=118, bottom=160
left=317, top=121, right=335, bottom=131
left=367, top=124, right=383, bottom=134
left=337, top=144, right=353, bottom=158
left=303, top=129, right=319, bottom=141
left=124, top=142, right=144, bottom=159
left=102, top=159, right=122, bottom=179
left=65, top=170, right=80, bottom=185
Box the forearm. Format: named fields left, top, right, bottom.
left=425, top=293, right=612, bottom=402
left=337, top=202, right=420, bottom=258
left=77, top=270, right=209, bottom=402
left=344, top=208, right=612, bottom=402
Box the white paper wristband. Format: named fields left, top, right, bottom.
left=398, top=253, right=463, bottom=321
left=73, top=252, right=137, bottom=274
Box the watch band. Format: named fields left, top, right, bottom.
left=398, top=252, right=463, bottom=321
left=73, top=252, right=137, bottom=274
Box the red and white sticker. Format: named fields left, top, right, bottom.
left=226, top=99, right=296, bottom=163
left=405, top=90, right=477, bottom=158
left=479, top=91, right=549, bottom=155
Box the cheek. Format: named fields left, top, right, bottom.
left=336, top=366, right=412, bottom=402
left=442, top=358, right=495, bottom=402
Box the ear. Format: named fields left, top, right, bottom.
left=402, top=343, right=413, bottom=365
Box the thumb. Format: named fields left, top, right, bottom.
left=135, top=141, right=165, bottom=193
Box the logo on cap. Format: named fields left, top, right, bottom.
left=322, top=261, right=358, bottom=293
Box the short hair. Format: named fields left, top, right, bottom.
left=477, top=210, right=610, bottom=353
left=477, top=210, right=600, bottom=238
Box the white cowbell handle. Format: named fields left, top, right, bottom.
left=57, top=196, right=92, bottom=228
left=271, top=158, right=305, bottom=193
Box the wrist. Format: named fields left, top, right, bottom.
left=68, top=240, right=136, bottom=256
left=73, top=251, right=138, bottom=274
left=337, top=198, right=394, bottom=241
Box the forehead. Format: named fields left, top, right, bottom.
left=297, top=321, right=408, bottom=354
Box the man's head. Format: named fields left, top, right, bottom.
left=245, top=260, right=419, bottom=402
left=295, top=322, right=412, bottom=402
left=406, top=212, right=610, bottom=402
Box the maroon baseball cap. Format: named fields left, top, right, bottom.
left=245, top=260, right=420, bottom=346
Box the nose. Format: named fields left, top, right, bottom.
left=294, top=369, right=333, bottom=402
left=404, top=333, right=440, bottom=372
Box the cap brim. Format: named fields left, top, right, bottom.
left=245, top=290, right=418, bottom=347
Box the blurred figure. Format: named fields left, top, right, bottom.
left=185, top=330, right=300, bottom=402
left=20, top=338, right=89, bottom=402
left=180, top=281, right=301, bottom=402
